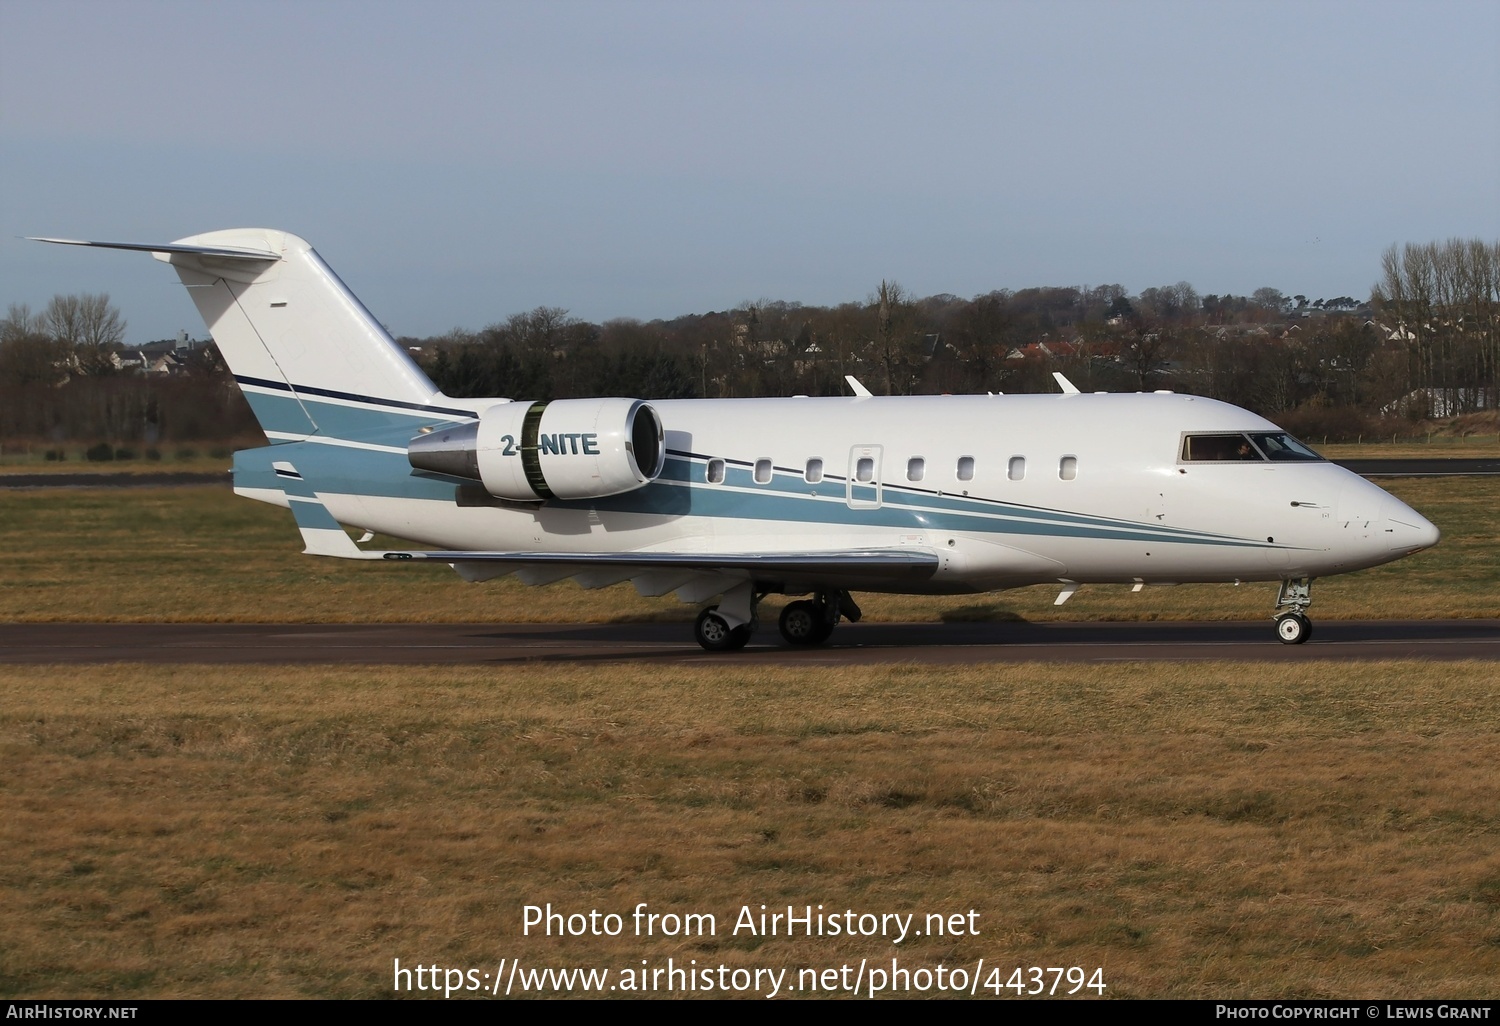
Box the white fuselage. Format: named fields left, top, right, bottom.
left=283, top=390, right=1436, bottom=596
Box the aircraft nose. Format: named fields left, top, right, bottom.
left=1385, top=501, right=1440, bottom=553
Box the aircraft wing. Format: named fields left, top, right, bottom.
left=280, top=465, right=939, bottom=593
left=375, top=548, right=937, bottom=577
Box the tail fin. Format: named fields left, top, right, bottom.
left=33, top=229, right=447, bottom=444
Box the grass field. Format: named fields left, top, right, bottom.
left=1318, top=437, right=1500, bottom=459
left=0, top=443, right=247, bottom=476
left=1, top=476, right=1495, bottom=623
left=2, top=660, right=1496, bottom=999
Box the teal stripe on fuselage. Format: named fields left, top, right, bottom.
left=241, top=390, right=318, bottom=439
left=598, top=457, right=1258, bottom=548
left=231, top=391, right=1269, bottom=550
left=236, top=443, right=1265, bottom=550
left=651, top=454, right=1233, bottom=543
left=236, top=442, right=451, bottom=501
left=242, top=388, right=473, bottom=443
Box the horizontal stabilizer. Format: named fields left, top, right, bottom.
left=29, top=237, right=280, bottom=261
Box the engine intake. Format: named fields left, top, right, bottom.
left=408, top=398, right=663, bottom=502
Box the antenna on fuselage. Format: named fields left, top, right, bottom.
left=1052, top=372, right=1081, bottom=394
left=845, top=375, right=873, bottom=397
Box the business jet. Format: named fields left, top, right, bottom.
left=35, top=229, right=1440, bottom=650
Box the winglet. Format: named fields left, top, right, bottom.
left=1052, top=372, right=1081, bottom=394
left=275, top=462, right=370, bottom=558
left=845, top=375, right=873, bottom=397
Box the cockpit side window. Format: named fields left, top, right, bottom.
left=1248, top=432, right=1325, bottom=461
left=1181, top=433, right=1264, bottom=462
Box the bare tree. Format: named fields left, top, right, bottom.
left=2, top=302, right=43, bottom=338
left=869, top=280, right=920, bottom=394
left=44, top=293, right=125, bottom=376
left=77, top=293, right=126, bottom=375
left=1, top=303, right=68, bottom=387
left=44, top=294, right=82, bottom=348
left=1374, top=238, right=1499, bottom=412
left=1122, top=325, right=1173, bottom=391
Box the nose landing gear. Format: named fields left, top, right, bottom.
left=1273, top=577, right=1314, bottom=644
left=1275, top=611, right=1311, bottom=644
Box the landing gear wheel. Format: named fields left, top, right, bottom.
left=695, top=606, right=752, bottom=652
left=1275, top=612, right=1312, bottom=645
left=778, top=600, right=834, bottom=646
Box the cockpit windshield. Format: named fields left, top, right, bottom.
left=1181, top=432, right=1325, bottom=463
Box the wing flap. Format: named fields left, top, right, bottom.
left=411, top=548, right=941, bottom=582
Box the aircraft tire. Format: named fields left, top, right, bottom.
left=1275, top=612, right=1311, bottom=645
left=778, top=600, right=833, bottom=646
left=695, top=607, right=752, bottom=652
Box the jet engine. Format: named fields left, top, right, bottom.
left=408, top=398, right=664, bottom=502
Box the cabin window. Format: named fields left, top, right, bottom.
left=855, top=457, right=875, bottom=483
left=706, top=458, right=725, bottom=483
left=956, top=456, right=975, bottom=481
left=1181, top=434, right=1263, bottom=462
left=753, top=458, right=772, bottom=484
left=1059, top=456, right=1078, bottom=481
left=907, top=457, right=925, bottom=482
left=805, top=458, right=824, bottom=483
left=1008, top=456, right=1026, bottom=481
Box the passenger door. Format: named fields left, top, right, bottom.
left=846, top=445, right=883, bottom=510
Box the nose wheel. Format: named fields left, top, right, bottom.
left=1275, top=611, right=1312, bottom=645
left=1273, top=578, right=1314, bottom=644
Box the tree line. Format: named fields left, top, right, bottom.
left=0, top=296, right=258, bottom=446
left=3, top=238, right=1495, bottom=447
left=412, top=237, right=1496, bottom=438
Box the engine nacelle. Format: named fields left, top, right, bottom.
left=408, top=398, right=664, bottom=502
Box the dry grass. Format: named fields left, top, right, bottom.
left=1318, top=411, right=1500, bottom=458
left=0, top=445, right=248, bottom=476
left=1319, top=438, right=1500, bottom=459
left=2, top=660, right=1498, bottom=999
left=1, top=477, right=1495, bottom=623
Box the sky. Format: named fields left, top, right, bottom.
left=2, top=0, right=1497, bottom=344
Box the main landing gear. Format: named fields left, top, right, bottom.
left=694, top=605, right=754, bottom=651
left=778, top=591, right=861, bottom=647
left=1273, top=577, right=1314, bottom=645
left=692, top=586, right=861, bottom=652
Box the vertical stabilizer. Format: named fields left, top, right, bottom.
left=32, top=229, right=445, bottom=444
left=157, top=229, right=440, bottom=443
